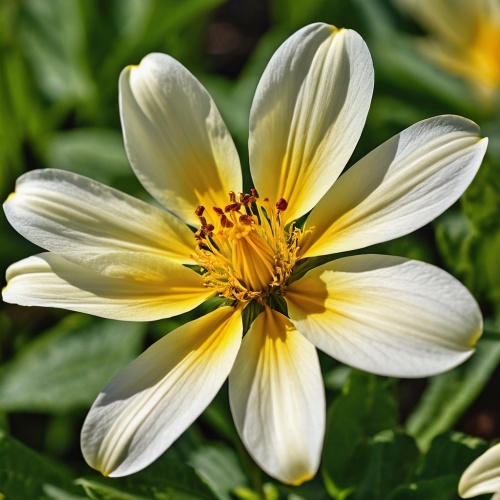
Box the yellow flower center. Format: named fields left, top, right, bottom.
left=468, top=15, right=500, bottom=88
left=192, top=191, right=302, bottom=303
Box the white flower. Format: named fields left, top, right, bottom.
left=395, top=0, right=500, bottom=103
left=459, top=442, right=500, bottom=498
left=3, top=23, right=487, bottom=484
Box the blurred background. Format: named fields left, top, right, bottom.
left=1, top=0, right=500, bottom=498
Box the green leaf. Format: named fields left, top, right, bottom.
left=0, top=430, right=85, bottom=499
left=48, top=129, right=132, bottom=184
left=386, top=476, right=460, bottom=500
left=188, top=445, right=248, bottom=500
left=0, top=314, right=146, bottom=413
left=76, top=458, right=217, bottom=500
left=387, top=432, right=489, bottom=500
left=19, top=0, right=94, bottom=102
left=406, top=340, right=500, bottom=450
left=321, top=370, right=398, bottom=498
left=352, top=430, right=420, bottom=500
left=418, top=432, right=488, bottom=481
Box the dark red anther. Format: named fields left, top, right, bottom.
left=276, top=198, right=288, bottom=212
left=229, top=191, right=236, bottom=203
left=224, top=202, right=241, bottom=213
left=213, top=206, right=224, bottom=215
left=195, top=206, right=205, bottom=217
left=220, top=215, right=234, bottom=228
left=251, top=188, right=259, bottom=198
left=201, top=224, right=215, bottom=234
left=199, top=216, right=207, bottom=226
left=239, top=215, right=254, bottom=225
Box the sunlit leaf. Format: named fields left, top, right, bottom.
left=48, top=129, right=131, bottom=184
left=0, top=430, right=85, bottom=499
left=322, top=370, right=398, bottom=498
left=406, top=340, right=500, bottom=450
left=76, top=458, right=217, bottom=500
left=0, top=314, right=146, bottom=413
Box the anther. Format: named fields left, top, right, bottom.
left=240, top=194, right=256, bottom=206
left=239, top=215, right=254, bottom=225
left=220, top=214, right=234, bottom=228
left=213, top=207, right=224, bottom=215
left=276, top=198, right=288, bottom=212
left=251, top=188, right=259, bottom=198
left=229, top=191, right=236, bottom=203
left=202, top=224, right=215, bottom=234
left=199, top=216, right=207, bottom=226
left=225, top=202, right=241, bottom=213
left=195, top=206, right=205, bottom=217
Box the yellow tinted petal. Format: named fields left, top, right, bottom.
left=120, top=53, right=242, bottom=226
left=4, top=253, right=211, bottom=321
left=82, top=306, right=242, bottom=476
left=249, top=24, right=373, bottom=223
left=229, top=307, right=324, bottom=485
left=286, top=255, right=481, bottom=377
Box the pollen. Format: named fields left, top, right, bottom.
left=192, top=191, right=303, bottom=303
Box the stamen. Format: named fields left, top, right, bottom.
left=225, top=202, right=241, bottom=213
left=192, top=190, right=304, bottom=303
left=276, top=198, right=288, bottom=212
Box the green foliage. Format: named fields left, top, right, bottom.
left=387, top=433, right=489, bottom=500
left=322, top=370, right=401, bottom=498
left=0, top=430, right=85, bottom=499
left=0, top=315, right=146, bottom=413
left=76, top=459, right=218, bottom=500
left=406, top=340, right=500, bottom=450
left=1, top=0, right=500, bottom=498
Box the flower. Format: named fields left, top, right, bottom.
left=459, top=442, right=500, bottom=498
left=2, top=23, right=488, bottom=485
left=394, top=0, right=500, bottom=103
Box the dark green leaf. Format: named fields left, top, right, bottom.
left=322, top=370, right=398, bottom=498
left=76, top=458, right=217, bottom=500
left=188, top=445, right=248, bottom=500
left=0, top=314, right=146, bottom=413
left=0, top=430, right=85, bottom=499
left=406, top=340, right=500, bottom=450
left=48, top=129, right=131, bottom=184
left=352, top=430, right=420, bottom=500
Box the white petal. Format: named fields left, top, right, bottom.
left=4, top=169, right=195, bottom=270
left=249, top=23, right=373, bottom=223
left=81, top=306, right=242, bottom=476
left=459, top=443, right=500, bottom=498
left=286, top=255, right=482, bottom=377
left=229, top=307, right=325, bottom=485
left=3, top=253, right=211, bottom=321
left=120, top=53, right=242, bottom=226
left=301, top=116, right=488, bottom=258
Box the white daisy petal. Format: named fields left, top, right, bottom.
left=301, top=115, right=488, bottom=258
left=3, top=169, right=195, bottom=270
left=286, top=255, right=482, bottom=378
left=3, top=253, right=211, bottom=321
left=120, top=53, right=242, bottom=226
left=81, top=306, right=242, bottom=477
left=249, top=23, right=373, bottom=223
left=229, top=307, right=325, bottom=485
left=459, top=443, right=500, bottom=498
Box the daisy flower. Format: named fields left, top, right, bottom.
left=459, top=442, right=500, bottom=498
left=3, top=23, right=487, bottom=485
left=395, top=0, right=500, bottom=103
